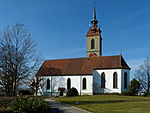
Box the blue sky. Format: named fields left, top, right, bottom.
left=0, top=0, right=150, bottom=78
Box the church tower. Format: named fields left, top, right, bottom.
left=86, top=0, right=102, bottom=57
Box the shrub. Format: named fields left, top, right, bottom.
left=0, top=100, right=11, bottom=108
left=10, top=97, right=50, bottom=113
left=121, top=91, right=132, bottom=96
left=129, top=79, right=140, bottom=96
left=101, top=93, right=121, bottom=96
left=67, top=87, right=78, bottom=96
left=0, top=107, right=13, bottom=113
left=0, top=100, right=13, bottom=113
left=147, top=93, right=150, bottom=97
left=19, top=89, right=32, bottom=95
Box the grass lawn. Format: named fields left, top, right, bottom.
left=55, top=95, right=150, bottom=113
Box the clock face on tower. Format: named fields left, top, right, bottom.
left=89, top=53, right=97, bottom=57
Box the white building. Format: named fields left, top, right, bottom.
left=35, top=2, right=131, bottom=96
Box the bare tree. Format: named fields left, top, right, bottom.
left=135, top=57, right=150, bottom=94
left=27, top=77, right=45, bottom=96
left=0, top=24, right=41, bottom=96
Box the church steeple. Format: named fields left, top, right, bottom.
left=86, top=0, right=102, bottom=57
left=91, top=0, right=98, bottom=26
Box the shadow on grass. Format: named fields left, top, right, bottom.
left=61, top=99, right=150, bottom=106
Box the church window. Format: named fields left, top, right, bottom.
left=91, top=39, right=95, bottom=49
left=113, top=72, right=118, bottom=88
left=124, top=72, right=128, bottom=89
left=47, top=78, right=50, bottom=90
left=67, top=78, right=71, bottom=89
left=83, top=78, right=86, bottom=90
left=101, top=72, right=105, bottom=88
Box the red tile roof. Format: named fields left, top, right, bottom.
left=86, top=25, right=101, bottom=37
left=36, top=55, right=130, bottom=77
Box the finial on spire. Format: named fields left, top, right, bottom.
left=91, top=0, right=98, bottom=29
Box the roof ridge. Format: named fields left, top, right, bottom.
left=45, top=55, right=122, bottom=61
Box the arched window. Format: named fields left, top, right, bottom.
left=124, top=72, right=127, bottom=89
left=47, top=78, right=50, bottom=90
left=91, top=39, right=95, bottom=49
left=67, top=78, right=71, bottom=89
left=101, top=72, right=105, bottom=88
left=83, top=78, right=86, bottom=90
left=113, top=72, right=118, bottom=88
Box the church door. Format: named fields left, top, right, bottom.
left=60, top=90, right=64, bottom=96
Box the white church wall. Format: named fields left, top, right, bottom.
left=37, top=75, right=93, bottom=96
left=81, top=75, right=93, bottom=95
left=37, top=76, right=50, bottom=96
left=94, top=69, right=123, bottom=93
left=121, top=69, right=130, bottom=92
left=37, top=69, right=130, bottom=96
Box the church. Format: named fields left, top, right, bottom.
left=36, top=2, right=131, bottom=96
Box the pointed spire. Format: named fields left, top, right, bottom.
left=93, top=0, right=96, bottom=20
left=91, top=0, right=98, bottom=25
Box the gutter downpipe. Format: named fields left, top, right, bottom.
left=80, top=75, right=82, bottom=95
